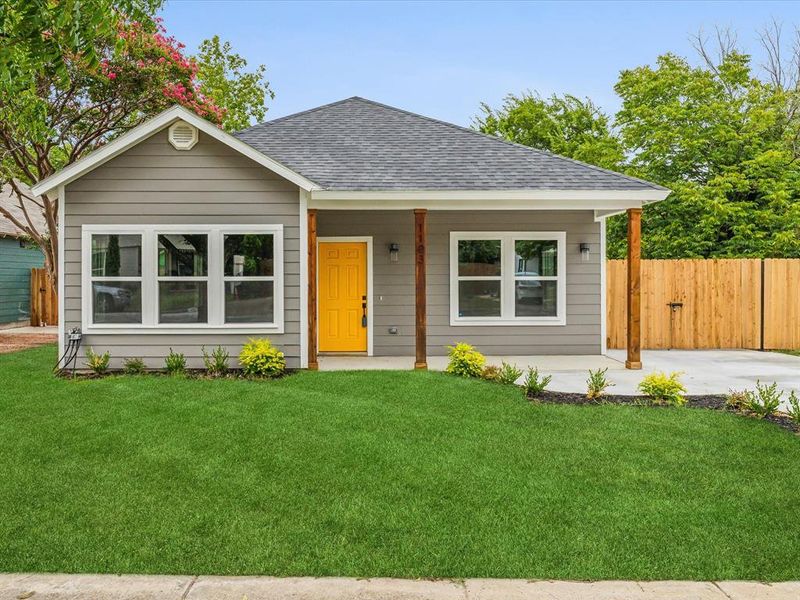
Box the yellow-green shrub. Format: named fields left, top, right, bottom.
left=445, top=342, right=485, bottom=378
left=481, top=364, right=501, bottom=382
left=637, top=371, right=686, bottom=406
left=85, top=347, right=110, bottom=375
left=239, top=338, right=286, bottom=378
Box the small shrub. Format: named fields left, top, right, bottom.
left=586, top=367, right=614, bottom=401
left=637, top=371, right=686, bottom=406
left=202, top=345, right=230, bottom=377
left=85, top=347, right=110, bottom=375
left=165, top=348, right=186, bottom=376
left=239, top=338, right=286, bottom=378
left=747, top=381, right=782, bottom=418
left=496, top=361, right=523, bottom=385
left=725, top=389, right=753, bottom=411
left=445, top=342, right=485, bottom=378
left=480, top=364, right=501, bottom=382
left=522, top=367, right=551, bottom=398
left=123, top=357, right=146, bottom=375
left=787, top=391, right=800, bottom=425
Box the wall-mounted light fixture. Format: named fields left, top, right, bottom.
left=579, top=242, right=591, bottom=262
left=389, top=242, right=400, bottom=262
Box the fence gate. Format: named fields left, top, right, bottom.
left=607, top=259, right=799, bottom=350
left=30, top=268, right=58, bottom=327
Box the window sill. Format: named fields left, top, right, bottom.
left=449, top=318, right=566, bottom=327
left=83, top=325, right=285, bottom=335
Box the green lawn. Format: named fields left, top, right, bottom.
left=775, top=349, right=800, bottom=357
left=1, top=345, right=799, bottom=581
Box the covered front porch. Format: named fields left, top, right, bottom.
left=318, top=353, right=623, bottom=372
left=305, top=204, right=644, bottom=370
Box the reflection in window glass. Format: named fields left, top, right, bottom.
left=515, top=240, right=558, bottom=277
left=158, top=281, right=208, bottom=323
left=224, top=234, right=274, bottom=276
left=225, top=280, right=274, bottom=323
left=91, top=234, right=142, bottom=277
left=92, top=281, right=142, bottom=323
left=458, top=240, right=501, bottom=276
left=458, top=280, right=501, bottom=317
left=158, top=234, right=208, bottom=277
left=515, top=280, right=558, bottom=317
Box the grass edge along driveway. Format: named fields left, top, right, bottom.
left=1, top=345, right=799, bottom=581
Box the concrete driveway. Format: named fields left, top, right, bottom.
left=548, top=349, right=800, bottom=407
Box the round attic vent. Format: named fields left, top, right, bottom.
left=168, top=121, right=198, bottom=150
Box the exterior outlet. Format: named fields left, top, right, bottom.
left=168, top=121, right=198, bottom=150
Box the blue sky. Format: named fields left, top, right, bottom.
left=159, top=1, right=800, bottom=126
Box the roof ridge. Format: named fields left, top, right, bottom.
left=236, top=97, right=363, bottom=134
left=344, top=97, right=666, bottom=192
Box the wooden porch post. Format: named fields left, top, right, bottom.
left=626, top=207, right=642, bottom=369
left=414, top=209, right=427, bottom=369
left=307, top=208, right=319, bottom=370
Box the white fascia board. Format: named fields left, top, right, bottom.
left=594, top=209, right=627, bottom=221
left=32, top=105, right=320, bottom=196
left=310, top=191, right=669, bottom=211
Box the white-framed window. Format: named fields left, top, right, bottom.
left=449, top=231, right=566, bottom=326
left=81, top=225, right=284, bottom=333
left=88, top=232, right=144, bottom=324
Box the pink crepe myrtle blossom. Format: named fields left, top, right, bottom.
left=97, top=18, right=225, bottom=126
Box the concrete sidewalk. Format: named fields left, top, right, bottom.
left=1, top=574, right=799, bottom=600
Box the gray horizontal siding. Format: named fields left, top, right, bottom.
left=64, top=128, right=301, bottom=369
left=318, top=209, right=602, bottom=356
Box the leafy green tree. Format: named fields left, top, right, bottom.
left=0, top=0, right=159, bottom=82
left=475, top=92, right=625, bottom=170
left=478, top=30, right=800, bottom=260
left=195, top=36, right=274, bottom=131
left=609, top=48, right=800, bottom=258
left=0, top=2, right=272, bottom=292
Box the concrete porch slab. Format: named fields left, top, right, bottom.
left=318, top=354, right=623, bottom=372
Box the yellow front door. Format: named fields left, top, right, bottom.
left=319, top=242, right=368, bottom=352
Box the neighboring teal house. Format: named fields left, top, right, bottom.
left=0, top=183, right=46, bottom=327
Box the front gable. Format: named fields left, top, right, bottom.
left=32, top=106, right=319, bottom=197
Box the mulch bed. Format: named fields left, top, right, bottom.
left=58, top=369, right=294, bottom=381
left=534, top=390, right=800, bottom=434
left=0, top=332, right=57, bottom=354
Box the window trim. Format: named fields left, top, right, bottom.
left=222, top=232, right=279, bottom=326
left=81, top=224, right=284, bottom=334
left=87, top=231, right=144, bottom=326
left=449, top=231, right=566, bottom=326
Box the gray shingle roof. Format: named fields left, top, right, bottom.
left=0, top=182, right=46, bottom=238
left=235, top=97, right=665, bottom=192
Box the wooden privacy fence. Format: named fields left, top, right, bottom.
left=607, top=259, right=800, bottom=350
left=30, top=268, right=58, bottom=327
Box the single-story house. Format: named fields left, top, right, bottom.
left=31, top=97, right=669, bottom=370
left=0, top=183, right=46, bottom=327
